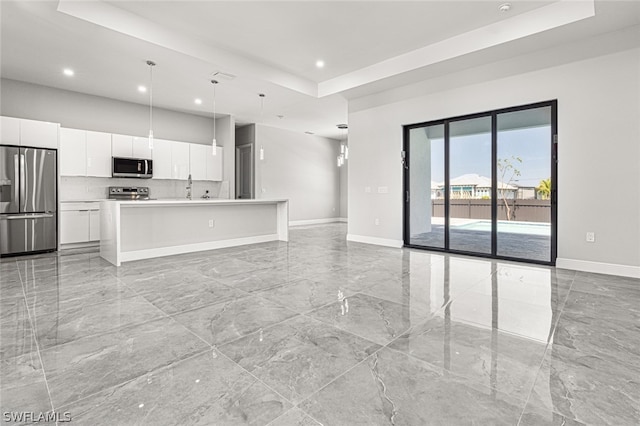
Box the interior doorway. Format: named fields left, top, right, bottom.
left=235, top=143, right=254, bottom=199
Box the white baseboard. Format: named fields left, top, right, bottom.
left=289, top=218, right=343, bottom=226
left=120, top=234, right=280, bottom=264
left=556, top=258, right=640, bottom=278
left=346, top=233, right=403, bottom=248
left=338, top=217, right=348, bottom=223
left=60, top=241, right=99, bottom=250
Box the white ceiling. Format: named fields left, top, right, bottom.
left=1, top=1, right=639, bottom=139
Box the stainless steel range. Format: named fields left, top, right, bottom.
left=108, top=186, right=150, bottom=200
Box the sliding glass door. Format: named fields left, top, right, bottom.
left=403, top=101, right=557, bottom=265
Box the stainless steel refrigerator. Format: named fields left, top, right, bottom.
left=0, top=146, right=57, bottom=256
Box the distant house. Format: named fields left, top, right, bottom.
left=432, top=174, right=518, bottom=199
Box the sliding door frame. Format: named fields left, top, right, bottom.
left=403, top=100, right=558, bottom=266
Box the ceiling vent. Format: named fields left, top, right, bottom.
left=212, top=71, right=236, bottom=81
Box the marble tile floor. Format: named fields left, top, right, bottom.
left=0, top=223, right=639, bottom=425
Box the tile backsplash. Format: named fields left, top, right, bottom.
left=60, top=176, right=224, bottom=201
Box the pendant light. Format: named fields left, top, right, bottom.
left=147, top=60, right=156, bottom=149
left=211, top=79, right=218, bottom=156
left=258, top=93, right=265, bottom=161
left=337, top=124, right=348, bottom=167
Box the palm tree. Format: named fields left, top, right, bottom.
left=536, top=178, right=551, bottom=200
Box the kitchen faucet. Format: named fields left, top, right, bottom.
left=186, top=174, right=193, bottom=200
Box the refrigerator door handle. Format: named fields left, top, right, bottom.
left=13, top=154, right=19, bottom=207
left=19, top=154, right=26, bottom=210
left=4, top=213, right=54, bottom=220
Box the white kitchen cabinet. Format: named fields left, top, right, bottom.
left=20, top=119, right=58, bottom=149
left=189, top=143, right=208, bottom=180
left=1, top=116, right=21, bottom=145
left=171, top=141, right=190, bottom=180
left=207, top=147, right=223, bottom=181
left=60, top=210, right=90, bottom=244
left=151, top=139, right=172, bottom=179
left=111, top=134, right=133, bottom=157
left=89, top=210, right=101, bottom=241
left=132, top=136, right=152, bottom=159
left=86, top=131, right=112, bottom=177
left=60, top=128, right=111, bottom=177
left=60, top=202, right=100, bottom=245
left=59, top=128, right=87, bottom=176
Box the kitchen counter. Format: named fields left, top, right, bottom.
left=100, top=198, right=288, bottom=266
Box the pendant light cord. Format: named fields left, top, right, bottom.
left=147, top=60, right=156, bottom=139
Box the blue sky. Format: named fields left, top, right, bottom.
left=429, top=126, right=552, bottom=187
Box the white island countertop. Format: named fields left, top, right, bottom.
left=110, top=198, right=288, bottom=206
left=100, top=198, right=289, bottom=266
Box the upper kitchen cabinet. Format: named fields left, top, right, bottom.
left=86, top=131, right=112, bottom=177
left=132, top=136, right=152, bottom=159
left=1, top=116, right=20, bottom=145
left=60, top=128, right=87, bottom=176
left=206, top=147, right=223, bottom=181
left=20, top=119, right=58, bottom=149
left=189, top=144, right=223, bottom=181
left=111, top=134, right=133, bottom=157
left=60, top=127, right=111, bottom=177
left=152, top=138, right=172, bottom=179
left=171, top=141, right=190, bottom=180
left=189, top=143, right=208, bottom=180
left=112, top=134, right=152, bottom=159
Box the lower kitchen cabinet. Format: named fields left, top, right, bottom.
left=60, top=202, right=100, bottom=245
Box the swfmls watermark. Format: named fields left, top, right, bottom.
left=3, top=411, right=71, bottom=423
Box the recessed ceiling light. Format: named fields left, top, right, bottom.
left=194, top=98, right=202, bottom=105
left=137, top=85, right=147, bottom=93
left=498, top=3, right=511, bottom=12
left=316, top=60, right=325, bottom=68
left=63, top=68, right=74, bottom=77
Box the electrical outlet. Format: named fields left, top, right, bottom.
left=375, top=218, right=380, bottom=226
left=208, top=219, right=215, bottom=228
left=365, top=186, right=371, bottom=193
left=586, top=232, right=595, bottom=243
left=377, top=186, right=388, bottom=194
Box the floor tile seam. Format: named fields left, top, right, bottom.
left=112, top=275, right=222, bottom=351
left=18, top=268, right=117, bottom=283
left=517, top=277, right=577, bottom=425
left=264, top=406, right=323, bottom=426
left=208, top=312, right=306, bottom=349
left=209, top=342, right=299, bottom=409
left=15, top=261, right=56, bottom=415
left=30, top=275, right=180, bottom=354
left=23, top=291, right=151, bottom=323
left=515, top=333, right=555, bottom=426
left=53, top=347, right=214, bottom=413
left=290, top=337, right=392, bottom=413
left=446, top=316, right=551, bottom=346
left=254, top=284, right=359, bottom=316
left=379, top=343, right=533, bottom=407
left=32, top=311, right=176, bottom=354
left=298, top=309, right=396, bottom=348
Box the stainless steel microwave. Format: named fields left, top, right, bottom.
left=112, top=157, right=153, bottom=179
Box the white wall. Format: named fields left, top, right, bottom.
left=0, top=79, right=215, bottom=144
left=347, top=48, right=640, bottom=277
left=1, top=78, right=235, bottom=199
left=254, top=124, right=341, bottom=223
left=339, top=160, right=348, bottom=219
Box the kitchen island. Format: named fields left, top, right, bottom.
left=100, top=199, right=288, bottom=266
